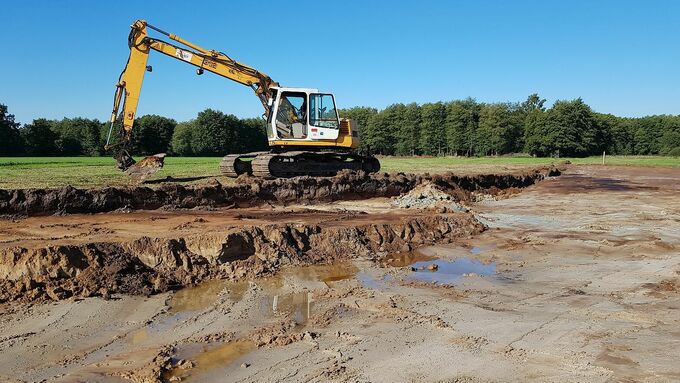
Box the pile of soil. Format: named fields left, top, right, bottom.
left=391, top=182, right=469, bottom=211
left=0, top=167, right=561, bottom=217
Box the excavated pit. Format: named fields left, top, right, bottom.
left=0, top=211, right=483, bottom=303
left=0, top=167, right=560, bottom=216
left=0, top=167, right=562, bottom=304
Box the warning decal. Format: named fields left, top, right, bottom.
left=175, top=49, right=193, bottom=62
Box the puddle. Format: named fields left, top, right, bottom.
left=470, top=246, right=483, bottom=254
left=381, top=251, right=436, bottom=267
left=163, top=340, right=256, bottom=382
left=286, top=262, right=359, bottom=284
left=259, top=291, right=314, bottom=325
left=168, top=279, right=248, bottom=315
left=357, top=272, right=393, bottom=289
left=168, top=279, right=229, bottom=315
left=409, top=258, right=496, bottom=285
left=127, top=327, right=149, bottom=345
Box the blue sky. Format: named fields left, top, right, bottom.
left=1, top=0, right=679, bottom=124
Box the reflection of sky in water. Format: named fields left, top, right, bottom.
left=409, top=258, right=496, bottom=285
left=470, top=246, right=483, bottom=254
left=357, top=272, right=393, bottom=289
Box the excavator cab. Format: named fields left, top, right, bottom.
left=267, top=87, right=341, bottom=143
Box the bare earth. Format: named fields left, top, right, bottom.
left=1, top=165, right=679, bottom=383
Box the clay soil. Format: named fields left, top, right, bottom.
left=1, top=165, right=679, bottom=383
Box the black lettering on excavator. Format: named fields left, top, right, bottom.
left=203, top=59, right=217, bottom=70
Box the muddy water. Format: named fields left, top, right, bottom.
left=159, top=263, right=358, bottom=380
left=168, top=279, right=230, bottom=314
left=127, top=327, right=150, bottom=346
left=380, top=250, right=436, bottom=267
left=260, top=291, right=314, bottom=325
left=283, top=261, right=359, bottom=284
left=258, top=263, right=359, bottom=324
left=163, top=262, right=358, bottom=332
left=163, top=340, right=256, bottom=382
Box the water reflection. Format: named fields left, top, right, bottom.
left=409, top=258, right=496, bottom=284
left=163, top=340, right=256, bottom=382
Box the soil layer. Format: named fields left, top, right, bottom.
left=0, top=167, right=560, bottom=216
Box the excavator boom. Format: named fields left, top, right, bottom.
left=106, top=20, right=277, bottom=169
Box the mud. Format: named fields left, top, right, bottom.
left=0, top=210, right=483, bottom=304
left=14, top=165, right=680, bottom=382
left=0, top=167, right=562, bottom=304
left=0, top=167, right=560, bottom=216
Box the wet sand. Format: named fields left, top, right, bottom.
left=1, top=165, right=679, bottom=382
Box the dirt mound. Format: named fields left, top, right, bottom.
left=0, top=212, right=483, bottom=304
left=391, top=182, right=468, bottom=211
left=0, top=167, right=561, bottom=217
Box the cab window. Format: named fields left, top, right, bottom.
left=309, top=94, right=339, bottom=129
left=275, top=92, right=307, bottom=139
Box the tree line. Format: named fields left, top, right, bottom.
left=2, top=95, right=680, bottom=157
left=340, top=94, right=680, bottom=157
left=0, top=104, right=267, bottom=156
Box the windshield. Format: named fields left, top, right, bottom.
left=309, top=94, right=339, bottom=129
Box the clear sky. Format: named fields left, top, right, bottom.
left=1, top=0, right=679, bottom=125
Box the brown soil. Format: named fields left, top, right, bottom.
left=2, top=165, right=680, bottom=383
left=0, top=204, right=483, bottom=304
left=0, top=167, right=559, bottom=304
left=0, top=167, right=560, bottom=216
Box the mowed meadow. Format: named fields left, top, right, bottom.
left=0, top=156, right=677, bottom=189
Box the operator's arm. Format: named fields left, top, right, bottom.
left=107, top=20, right=278, bottom=148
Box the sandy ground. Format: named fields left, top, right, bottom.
left=1, top=165, right=679, bottom=383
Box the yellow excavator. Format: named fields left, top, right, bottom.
left=106, top=20, right=380, bottom=178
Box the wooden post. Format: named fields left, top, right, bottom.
left=602, top=151, right=606, bottom=165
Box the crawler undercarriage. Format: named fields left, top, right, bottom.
left=220, top=151, right=380, bottom=178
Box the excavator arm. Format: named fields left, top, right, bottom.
left=106, top=20, right=278, bottom=169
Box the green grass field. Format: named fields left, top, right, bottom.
left=0, top=155, right=677, bottom=189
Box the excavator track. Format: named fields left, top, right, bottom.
left=250, top=151, right=380, bottom=178
left=219, top=152, right=267, bottom=177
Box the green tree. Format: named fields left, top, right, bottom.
left=526, top=98, right=599, bottom=157
left=131, top=115, right=176, bottom=154
left=445, top=98, right=479, bottom=156
left=631, top=116, right=663, bottom=155
left=170, top=121, right=195, bottom=155
left=235, top=118, right=268, bottom=153
left=659, top=126, right=680, bottom=155
left=52, top=117, right=104, bottom=155
left=191, top=109, right=242, bottom=156
left=519, top=93, right=546, bottom=114
left=20, top=119, right=58, bottom=155
left=418, top=102, right=446, bottom=155
left=0, top=104, right=24, bottom=156
left=515, top=93, right=545, bottom=153
left=474, top=103, right=515, bottom=156
left=365, top=108, right=397, bottom=155
left=394, top=103, right=421, bottom=156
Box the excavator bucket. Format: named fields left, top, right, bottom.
left=125, top=153, right=166, bottom=180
